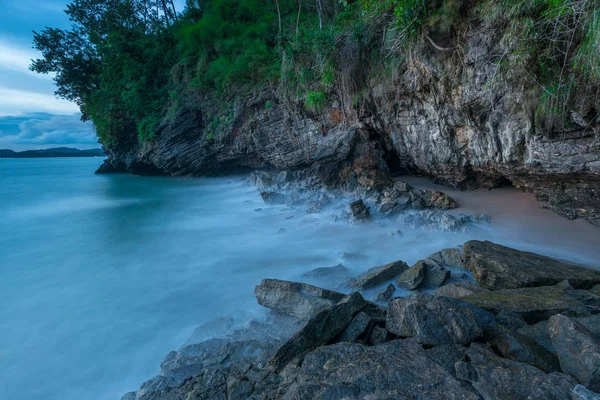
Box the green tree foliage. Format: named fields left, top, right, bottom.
left=31, top=0, right=598, bottom=145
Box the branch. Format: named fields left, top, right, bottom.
left=424, top=34, right=454, bottom=51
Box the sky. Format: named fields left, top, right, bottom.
left=0, top=0, right=184, bottom=151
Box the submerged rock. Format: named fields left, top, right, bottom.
left=260, top=191, right=286, bottom=205
left=254, top=279, right=345, bottom=320
left=387, top=293, right=485, bottom=346
left=549, top=314, right=600, bottom=391
left=463, top=240, right=600, bottom=290
left=346, top=259, right=408, bottom=290
left=301, top=263, right=348, bottom=278
left=373, top=283, right=396, bottom=302
left=455, top=343, right=576, bottom=400
left=349, top=199, right=371, bottom=223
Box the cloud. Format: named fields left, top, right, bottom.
left=0, top=87, right=80, bottom=116
left=0, top=112, right=98, bottom=150
left=0, top=38, right=53, bottom=80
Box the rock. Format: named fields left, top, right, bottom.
left=270, top=292, right=368, bottom=371
left=396, top=260, right=427, bottom=290
left=573, top=385, right=600, bottom=400
left=249, top=171, right=273, bottom=190
left=373, top=283, right=396, bottom=302
left=456, top=343, right=576, bottom=400
left=335, top=311, right=372, bottom=343
left=519, top=314, right=600, bottom=355
left=434, top=282, right=489, bottom=299
left=484, top=325, right=560, bottom=372
left=387, top=293, right=485, bottom=346
left=349, top=199, right=371, bottom=222
left=414, top=189, right=459, bottom=210
left=495, top=311, right=527, bottom=331
left=427, top=247, right=465, bottom=270
left=463, top=240, right=600, bottom=290
left=260, top=191, right=286, bottom=205
left=423, top=259, right=451, bottom=286
left=301, top=263, right=348, bottom=278
left=549, top=314, right=600, bottom=391
left=346, top=259, right=408, bottom=290
left=425, top=344, right=469, bottom=377
left=279, top=339, right=479, bottom=399
left=460, top=284, right=591, bottom=323
left=254, top=279, right=346, bottom=320
left=404, top=210, right=467, bottom=232
left=591, top=285, right=600, bottom=297
left=367, top=325, right=389, bottom=346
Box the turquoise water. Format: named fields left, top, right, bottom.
left=2, top=158, right=600, bottom=400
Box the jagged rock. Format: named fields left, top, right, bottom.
left=254, top=279, right=345, bottom=320
left=301, top=263, right=348, bottom=278
left=335, top=311, right=372, bottom=343
left=404, top=210, right=467, bottom=232
left=484, top=325, right=560, bottom=372
left=460, top=284, right=591, bottom=323
left=346, top=259, right=409, bottom=290
left=348, top=199, right=371, bottom=223
left=591, top=285, right=600, bottom=297
left=278, top=339, right=480, bottom=399
left=270, top=292, right=368, bottom=371
left=427, top=247, right=465, bottom=270
left=423, top=259, right=451, bottom=286
left=260, top=191, right=286, bottom=205
left=455, top=343, right=577, bottom=400
left=387, top=293, right=485, bottom=346
left=495, top=311, right=527, bottom=331
left=573, top=385, right=600, bottom=400
left=410, top=189, right=459, bottom=210
left=373, top=283, right=396, bottom=302
left=519, top=314, right=600, bottom=355
left=463, top=240, right=600, bottom=290
left=249, top=171, right=273, bottom=190
left=434, top=281, right=489, bottom=299
left=396, top=260, right=427, bottom=290
left=549, top=314, right=600, bottom=391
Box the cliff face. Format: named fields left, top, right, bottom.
left=98, top=13, right=600, bottom=225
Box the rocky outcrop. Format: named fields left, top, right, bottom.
left=97, top=7, right=600, bottom=226
left=346, top=259, right=408, bottom=290
left=463, top=240, right=600, bottom=290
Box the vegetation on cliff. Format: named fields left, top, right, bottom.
left=31, top=0, right=599, bottom=147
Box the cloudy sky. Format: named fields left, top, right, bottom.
left=0, top=0, right=100, bottom=150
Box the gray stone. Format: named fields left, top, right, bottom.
left=549, top=314, right=600, bottom=391
left=396, top=260, right=426, bottom=290
left=254, top=279, right=345, bottom=320
left=519, top=314, right=600, bottom=355
left=349, top=199, right=371, bottom=222
left=279, top=339, right=479, bottom=399
left=573, top=385, right=600, bottom=400
left=270, top=292, right=368, bottom=371
left=373, top=283, right=396, bottom=302
left=434, top=281, right=489, bottom=299
left=387, top=293, right=484, bottom=346
left=367, top=325, right=389, bottom=346
left=301, top=263, right=348, bottom=278
left=456, top=343, right=576, bottom=399
left=346, top=259, right=409, bottom=290
left=260, top=191, right=286, bottom=205
left=427, top=247, right=465, bottom=270
left=423, top=259, right=451, bottom=286
left=461, top=284, right=591, bottom=323
left=425, top=344, right=468, bottom=377
left=463, top=240, right=600, bottom=290
left=335, top=311, right=372, bottom=343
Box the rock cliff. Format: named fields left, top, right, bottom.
left=97, top=9, right=599, bottom=224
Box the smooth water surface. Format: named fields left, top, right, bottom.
left=1, top=158, right=600, bottom=400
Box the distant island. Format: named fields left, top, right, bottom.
left=0, top=147, right=105, bottom=158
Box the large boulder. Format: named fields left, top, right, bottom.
left=518, top=314, right=600, bottom=355
left=254, top=279, right=346, bottom=320
left=455, top=343, right=577, bottom=400
left=460, top=284, right=591, bottom=323
left=434, top=281, right=489, bottom=299
left=423, top=259, right=451, bottom=286
left=349, top=199, right=371, bottom=223
left=387, top=293, right=486, bottom=346
left=463, top=240, right=600, bottom=290
left=270, top=292, right=368, bottom=371
left=549, top=314, right=600, bottom=391
left=346, top=260, right=409, bottom=290
left=278, top=339, right=479, bottom=400
left=427, top=247, right=465, bottom=271
left=396, top=260, right=427, bottom=290
left=572, top=385, right=600, bottom=400
left=373, top=283, right=396, bottom=302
